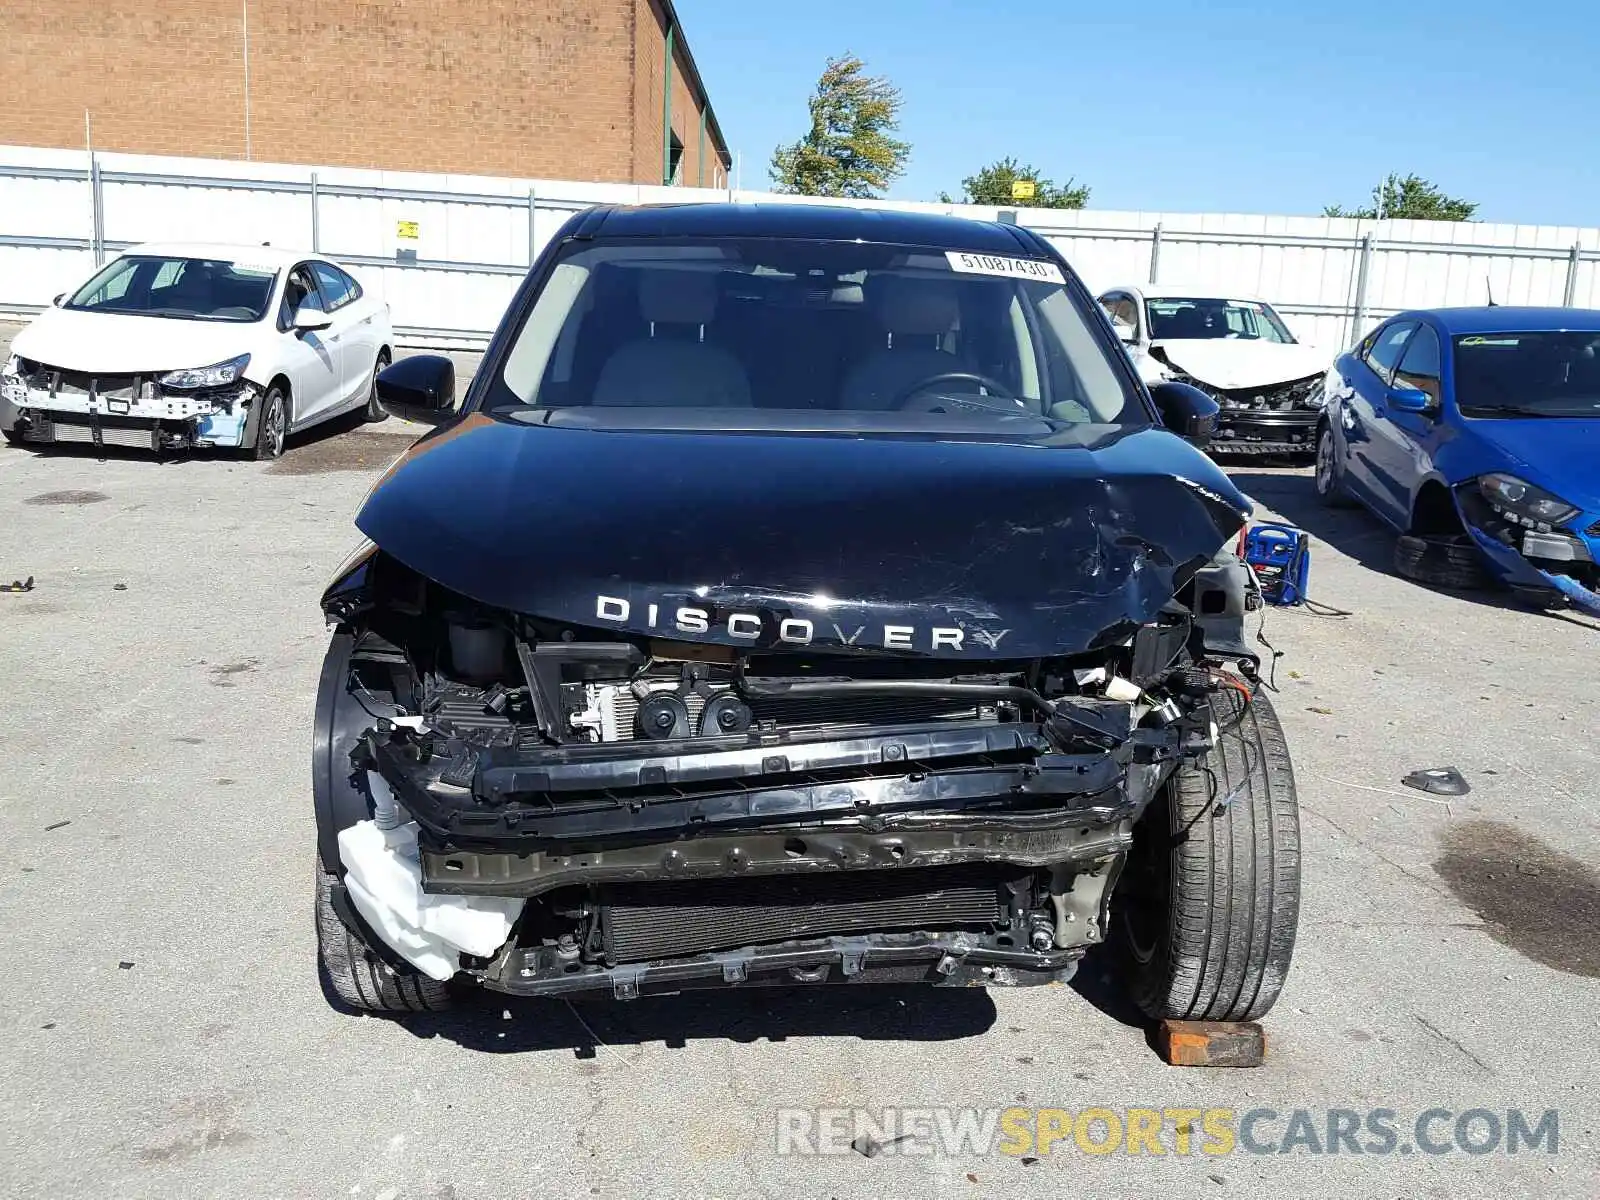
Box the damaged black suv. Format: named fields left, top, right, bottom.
left=312, top=203, right=1301, bottom=1023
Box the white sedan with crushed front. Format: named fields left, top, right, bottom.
left=1098, top=284, right=1332, bottom=456
left=1, top=243, right=393, bottom=458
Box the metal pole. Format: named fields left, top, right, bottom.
left=90, top=157, right=105, bottom=266
left=1350, top=233, right=1373, bottom=344
left=1148, top=223, right=1163, bottom=285
left=661, top=22, right=675, bottom=185
left=527, top=187, right=537, bottom=266
left=84, top=111, right=100, bottom=266
left=309, top=172, right=320, bottom=251
left=1563, top=242, right=1581, bottom=306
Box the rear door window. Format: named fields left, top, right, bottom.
left=310, top=262, right=353, bottom=311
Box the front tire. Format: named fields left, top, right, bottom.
left=1115, top=686, right=1301, bottom=1022
left=364, top=351, right=391, bottom=423
left=1313, top=422, right=1356, bottom=507
left=315, top=855, right=453, bottom=1014
left=1394, top=533, right=1492, bottom=590
left=249, top=384, right=288, bottom=461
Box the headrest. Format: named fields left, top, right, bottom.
left=866, top=274, right=959, bottom=336
left=638, top=270, right=718, bottom=325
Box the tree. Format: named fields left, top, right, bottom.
left=941, top=157, right=1090, bottom=209
left=1323, top=173, right=1477, bottom=221
left=770, top=55, right=910, bottom=199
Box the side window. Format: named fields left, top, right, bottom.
left=1363, top=321, right=1417, bottom=384
left=280, top=266, right=322, bottom=328
left=1393, top=323, right=1442, bottom=405
left=1099, top=294, right=1138, bottom=335
left=310, top=262, right=351, bottom=310
left=341, top=267, right=363, bottom=303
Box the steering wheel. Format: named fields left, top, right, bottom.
left=893, top=371, right=1019, bottom=412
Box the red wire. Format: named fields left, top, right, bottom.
left=1212, top=672, right=1254, bottom=705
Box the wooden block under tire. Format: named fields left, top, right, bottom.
left=1156, top=1020, right=1266, bottom=1067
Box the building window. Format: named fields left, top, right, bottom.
left=667, top=131, right=684, bottom=186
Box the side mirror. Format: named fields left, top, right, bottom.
left=52, top=293, right=65, bottom=307
left=293, top=304, right=333, bottom=333
left=1111, top=317, right=1138, bottom=345
left=376, top=355, right=455, bottom=424
left=1386, top=385, right=1433, bottom=415
left=1149, top=381, right=1220, bottom=445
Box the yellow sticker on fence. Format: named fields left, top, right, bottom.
left=1011, top=179, right=1037, bottom=201
left=396, top=220, right=420, bottom=240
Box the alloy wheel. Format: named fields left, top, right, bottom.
left=1314, top=428, right=1335, bottom=493
left=265, top=393, right=286, bottom=458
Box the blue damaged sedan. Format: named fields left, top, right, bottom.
left=1316, top=307, right=1600, bottom=614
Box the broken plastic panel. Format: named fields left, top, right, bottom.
left=338, top=818, right=523, bottom=981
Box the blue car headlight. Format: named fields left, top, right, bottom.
left=1478, top=473, right=1580, bottom=529
left=159, top=353, right=250, bottom=390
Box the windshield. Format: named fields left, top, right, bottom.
left=1454, top=331, right=1600, bottom=418
left=493, top=238, right=1141, bottom=431
left=65, top=255, right=278, bottom=322
left=1147, top=297, right=1295, bottom=343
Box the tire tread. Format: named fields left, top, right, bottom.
left=1124, top=688, right=1301, bottom=1022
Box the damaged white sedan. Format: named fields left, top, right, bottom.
left=1099, top=284, right=1331, bottom=456
left=1, top=243, right=392, bottom=458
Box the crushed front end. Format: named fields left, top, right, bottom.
left=1, top=354, right=259, bottom=451
left=1153, top=350, right=1324, bottom=455
left=318, top=549, right=1263, bottom=1000
left=1455, top=477, right=1600, bottom=614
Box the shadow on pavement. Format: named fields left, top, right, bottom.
left=382, top=983, right=1000, bottom=1056
left=1226, top=467, right=1400, bottom=578
left=337, top=949, right=1161, bottom=1059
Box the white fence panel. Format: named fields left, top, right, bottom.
left=3, top=143, right=1598, bottom=353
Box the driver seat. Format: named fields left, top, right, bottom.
left=838, top=275, right=966, bottom=410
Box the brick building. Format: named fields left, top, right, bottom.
left=0, top=0, right=731, bottom=186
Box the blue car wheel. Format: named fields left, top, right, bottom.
left=1313, top=423, right=1356, bottom=508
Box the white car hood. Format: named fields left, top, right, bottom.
left=10, top=307, right=263, bottom=376
left=1153, top=339, right=1328, bottom=391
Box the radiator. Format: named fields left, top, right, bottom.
left=28, top=416, right=158, bottom=450
left=599, top=865, right=1010, bottom=963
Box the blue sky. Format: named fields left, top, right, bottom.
left=675, top=0, right=1600, bottom=227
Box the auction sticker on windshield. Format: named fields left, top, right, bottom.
left=945, top=251, right=1065, bottom=284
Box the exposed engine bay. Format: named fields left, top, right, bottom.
left=318, top=546, right=1264, bottom=1000
left=1151, top=347, right=1324, bottom=454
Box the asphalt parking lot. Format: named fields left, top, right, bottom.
left=3, top=323, right=1598, bottom=1199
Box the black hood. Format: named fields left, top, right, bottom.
left=349, top=414, right=1250, bottom=660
